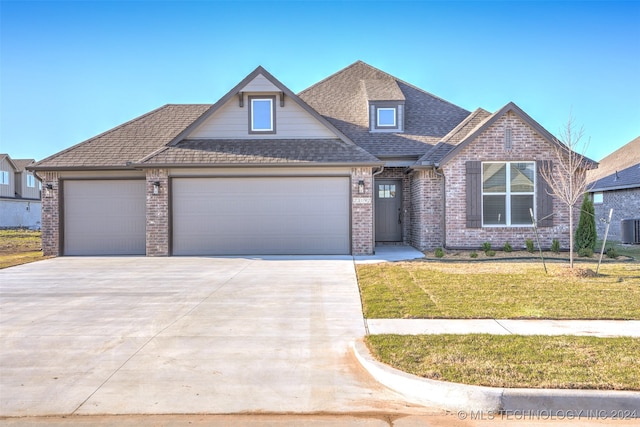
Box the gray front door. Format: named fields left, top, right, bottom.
left=375, top=179, right=402, bottom=242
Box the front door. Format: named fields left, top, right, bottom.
left=375, top=179, right=402, bottom=242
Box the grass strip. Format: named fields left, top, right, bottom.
left=365, top=334, right=640, bottom=390
left=357, top=262, right=640, bottom=319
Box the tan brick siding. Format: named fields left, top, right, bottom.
left=409, top=169, right=444, bottom=250
left=146, top=169, right=169, bottom=256
left=351, top=167, right=374, bottom=255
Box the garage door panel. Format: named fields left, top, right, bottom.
left=172, top=177, right=350, bottom=255
left=64, top=180, right=146, bottom=255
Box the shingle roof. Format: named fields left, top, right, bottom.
left=587, top=136, right=640, bottom=186
left=298, top=61, right=470, bottom=158
left=417, top=108, right=492, bottom=165
left=11, top=159, right=36, bottom=172
left=30, top=104, right=212, bottom=169
left=588, top=163, right=640, bottom=192
left=140, top=139, right=381, bottom=166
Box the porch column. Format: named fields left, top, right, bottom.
left=351, top=167, right=374, bottom=255
left=146, top=169, right=169, bottom=256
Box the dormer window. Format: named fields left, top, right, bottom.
left=377, top=107, right=397, bottom=128
left=370, top=101, right=404, bottom=132
left=249, top=95, right=276, bottom=134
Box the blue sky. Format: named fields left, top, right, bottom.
left=1, top=0, right=639, bottom=163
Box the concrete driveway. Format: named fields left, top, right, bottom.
left=0, top=257, right=428, bottom=417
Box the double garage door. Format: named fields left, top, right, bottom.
left=63, top=177, right=350, bottom=256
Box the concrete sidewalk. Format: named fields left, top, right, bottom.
left=367, top=319, right=640, bottom=337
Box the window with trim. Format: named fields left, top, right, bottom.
left=27, top=174, right=35, bottom=187
left=249, top=96, right=276, bottom=134
left=482, top=162, right=535, bottom=226
left=593, top=192, right=603, bottom=204
left=377, top=107, right=397, bottom=128
left=0, top=171, right=9, bottom=185
left=370, top=102, right=403, bottom=132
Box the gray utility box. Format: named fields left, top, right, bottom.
left=620, top=218, right=640, bottom=244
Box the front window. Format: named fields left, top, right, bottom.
left=593, top=192, right=603, bottom=204
left=249, top=96, right=275, bottom=133
left=378, top=184, right=396, bottom=198
left=0, top=171, right=9, bottom=185
left=482, top=162, right=535, bottom=226
left=27, top=174, right=35, bottom=187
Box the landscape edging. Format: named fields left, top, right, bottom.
left=351, top=339, right=640, bottom=417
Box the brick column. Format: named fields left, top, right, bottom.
left=146, top=169, right=169, bottom=256
left=351, top=167, right=374, bottom=255
left=41, top=171, right=60, bottom=256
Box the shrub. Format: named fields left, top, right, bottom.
left=435, top=248, right=444, bottom=258
left=482, top=242, right=492, bottom=252
left=503, top=241, right=512, bottom=252
left=470, top=251, right=478, bottom=258
left=578, top=247, right=594, bottom=257
left=606, top=247, right=619, bottom=259
left=485, top=250, right=496, bottom=257
left=575, top=195, right=597, bottom=252
left=551, top=239, right=561, bottom=253
left=525, top=238, right=535, bottom=253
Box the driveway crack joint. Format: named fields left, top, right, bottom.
left=494, top=319, right=513, bottom=335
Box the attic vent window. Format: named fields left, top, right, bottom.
left=370, top=102, right=404, bottom=132
left=249, top=95, right=276, bottom=134
left=504, top=128, right=513, bottom=150
left=377, top=108, right=397, bottom=127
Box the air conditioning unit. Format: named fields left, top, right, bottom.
left=621, top=219, right=640, bottom=244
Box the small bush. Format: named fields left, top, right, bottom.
left=485, top=250, right=496, bottom=257
left=503, top=241, right=512, bottom=252
left=606, top=247, right=619, bottom=259
left=470, top=251, right=478, bottom=258
left=525, top=238, right=535, bottom=253
left=482, top=242, right=492, bottom=252
left=551, top=239, right=561, bottom=253
left=435, top=248, right=444, bottom=258
left=578, top=247, right=594, bottom=257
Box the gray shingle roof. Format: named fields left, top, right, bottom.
left=588, top=163, right=640, bottom=191
left=140, top=139, right=381, bottom=166
left=587, top=136, right=640, bottom=186
left=298, top=61, right=470, bottom=157
left=31, top=104, right=212, bottom=169
left=11, top=159, right=36, bottom=172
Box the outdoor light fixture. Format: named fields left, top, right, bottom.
left=44, top=183, right=53, bottom=197
left=152, top=181, right=161, bottom=195
left=358, top=180, right=365, bottom=194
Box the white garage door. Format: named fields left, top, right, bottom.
left=63, top=180, right=146, bottom=255
left=172, top=177, right=350, bottom=255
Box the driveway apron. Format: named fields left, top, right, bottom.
left=0, top=257, right=425, bottom=416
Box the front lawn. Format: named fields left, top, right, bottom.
left=357, top=261, right=640, bottom=319
left=0, top=229, right=48, bottom=269
left=365, top=334, right=640, bottom=390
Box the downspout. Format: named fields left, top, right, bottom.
left=371, top=166, right=385, bottom=252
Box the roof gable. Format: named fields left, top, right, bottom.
left=0, top=154, right=18, bottom=172
left=437, top=102, right=597, bottom=167
left=174, top=66, right=354, bottom=145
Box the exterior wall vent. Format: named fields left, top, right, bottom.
left=620, top=218, right=640, bottom=244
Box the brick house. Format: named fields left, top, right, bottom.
left=30, top=61, right=593, bottom=256
left=587, top=136, right=640, bottom=242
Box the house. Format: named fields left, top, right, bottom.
left=0, top=154, right=42, bottom=228
left=30, top=61, right=593, bottom=256
left=587, top=137, right=640, bottom=242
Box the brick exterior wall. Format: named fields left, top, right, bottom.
left=375, top=167, right=411, bottom=244
left=441, top=111, right=575, bottom=250
left=146, top=169, right=170, bottom=256
left=409, top=168, right=444, bottom=250
left=594, top=188, right=640, bottom=242
left=40, top=171, right=60, bottom=256
left=351, top=167, right=374, bottom=255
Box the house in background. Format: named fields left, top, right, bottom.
left=587, top=137, right=640, bottom=243
left=0, top=154, right=42, bottom=229
left=30, top=61, right=594, bottom=257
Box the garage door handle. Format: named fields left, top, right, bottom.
left=398, top=208, right=402, bottom=225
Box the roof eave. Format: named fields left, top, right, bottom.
left=133, top=161, right=384, bottom=169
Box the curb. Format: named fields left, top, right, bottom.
left=351, top=339, right=640, bottom=417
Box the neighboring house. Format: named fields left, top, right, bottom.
left=587, top=137, right=640, bottom=242
left=30, top=61, right=594, bottom=256
left=0, top=154, right=42, bottom=229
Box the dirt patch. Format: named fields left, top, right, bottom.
left=556, top=267, right=599, bottom=278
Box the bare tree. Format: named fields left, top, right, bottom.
left=540, top=115, right=594, bottom=268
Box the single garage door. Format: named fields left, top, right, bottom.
left=172, top=177, right=350, bottom=255
left=63, top=180, right=146, bottom=255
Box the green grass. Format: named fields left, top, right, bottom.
left=365, top=334, right=640, bottom=390
left=357, top=261, right=640, bottom=319
left=0, top=229, right=48, bottom=269
left=598, top=240, right=640, bottom=259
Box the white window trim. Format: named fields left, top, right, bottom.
left=249, top=96, right=275, bottom=133
left=377, top=107, right=397, bottom=127
left=482, top=161, right=536, bottom=227
left=0, top=170, right=9, bottom=185
left=27, top=173, right=35, bottom=188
